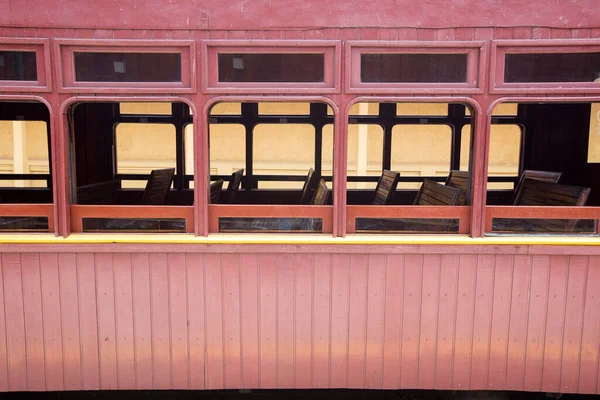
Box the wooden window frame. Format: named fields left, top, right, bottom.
left=491, top=39, right=600, bottom=94
left=0, top=38, right=51, bottom=92
left=346, top=41, right=486, bottom=94
left=56, top=39, right=195, bottom=93
left=201, top=40, right=341, bottom=94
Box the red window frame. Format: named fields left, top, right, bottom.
left=346, top=41, right=486, bottom=94
left=202, top=40, right=341, bottom=94
left=56, top=39, right=195, bottom=93
left=491, top=39, right=600, bottom=94
left=0, top=38, right=51, bottom=92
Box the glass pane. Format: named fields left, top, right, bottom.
left=115, top=123, right=176, bottom=188
left=210, top=102, right=241, bottom=115
left=209, top=123, right=245, bottom=177
left=253, top=124, right=315, bottom=189
left=460, top=126, right=472, bottom=172
left=0, top=51, right=37, bottom=81
left=397, top=103, right=447, bottom=116
left=356, top=217, right=458, bottom=233
left=218, top=53, right=325, bottom=83
left=258, top=102, right=310, bottom=115
left=361, top=53, right=468, bottom=83
left=82, top=218, right=185, bottom=232
left=74, top=52, right=182, bottom=82
left=491, top=218, right=595, bottom=234
left=391, top=125, right=452, bottom=189
left=0, top=121, right=49, bottom=188
left=0, top=216, right=48, bottom=231
left=219, top=217, right=322, bottom=232
left=322, top=124, right=334, bottom=178
left=347, top=124, right=383, bottom=190
left=120, top=102, right=171, bottom=115
left=486, top=124, right=522, bottom=190
left=505, top=52, right=600, bottom=83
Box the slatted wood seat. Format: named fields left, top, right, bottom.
left=512, top=170, right=562, bottom=205
left=209, top=179, right=224, bottom=204
left=507, top=178, right=591, bottom=233
left=300, top=168, right=320, bottom=205
left=311, top=179, right=329, bottom=205
left=372, top=169, right=400, bottom=205
left=445, top=170, right=469, bottom=205
left=141, top=168, right=175, bottom=205
left=414, top=178, right=461, bottom=206
left=226, top=168, right=244, bottom=204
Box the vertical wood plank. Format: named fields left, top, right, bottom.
left=382, top=255, right=404, bottom=389
left=452, top=254, right=477, bottom=390
left=76, top=253, right=100, bottom=390
left=258, top=254, right=277, bottom=388
left=401, top=254, right=423, bottom=388
left=58, top=253, right=82, bottom=390
left=560, top=256, right=587, bottom=393
left=21, top=253, right=46, bottom=391
left=222, top=254, right=241, bottom=388
left=0, top=253, right=8, bottom=391
left=435, top=254, right=459, bottom=390
left=579, top=256, right=600, bottom=394
left=112, top=253, right=135, bottom=390
left=186, top=254, right=206, bottom=390
left=295, top=254, right=312, bottom=388
left=330, top=254, right=350, bottom=388
left=524, top=255, right=551, bottom=391
left=541, top=255, right=569, bottom=392
left=204, top=253, right=224, bottom=389
left=312, top=254, right=331, bottom=388
left=2, top=253, right=27, bottom=391
left=365, top=254, right=386, bottom=389
left=40, top=254, right=63, bottom=391
left=149, top=253, right=171, bottom=389
left=168, top=253, right=189, bottom=389
left=488, top=254, right=514, bottom=390
left=470, top=255, right=495, bottom=390
left=505, top=255, right=532, bottom=391
left=277, top=254, right=295, bottom=388
left=240, top=254, right=258, bottom=388
left=348, top=254, right=368, bottom=389
left=95, top=253, right=118, bottom=390
left=418, top=254, right=440, bottom=389
left=131, top=253, right=152, bottom=389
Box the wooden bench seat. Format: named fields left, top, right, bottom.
left=445, top=170, right=469, bottom=205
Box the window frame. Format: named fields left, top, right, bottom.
left=56, top=39, right=196, bottom=93
left=346, top=40, right=486, bottom=94
left=491, top=39, right=600, bottom=94
left=201, top=40, right=341, bottom=94
left=0, top=38, right=51, bottom=92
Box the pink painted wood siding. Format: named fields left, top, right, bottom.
left=1, top=247, right=600, bottom=393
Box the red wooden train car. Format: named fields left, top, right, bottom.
left=0, top=0, right=600, bottom=394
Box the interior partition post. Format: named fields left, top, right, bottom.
left=335, top=95, right=351, bottom=237
left=470, top=95, right=491, bottom=238
left=194, top=93, right=208, bottom=236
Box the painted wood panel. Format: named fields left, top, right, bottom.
left=0, top=249, right=599, bottom=393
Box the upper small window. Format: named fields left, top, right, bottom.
left=504, top=52, right=600, bottom=83
left=0, top=51, right=37, bottom=81
left=218, top=53, right=325, bottom=83
left=74, top=52, right=182, bottom=82
left=361, top=53, right=467, bottom=83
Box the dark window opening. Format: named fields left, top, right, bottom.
left=74, top=52, right=182, bottom=82
left=218, top=53, right=325, bottom=83
left=0, top=51, right=37, bottom=81
left=361, top=53, right=468, bottom=83
left=504, top=52, right=600, bottom=83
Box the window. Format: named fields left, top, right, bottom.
left=74, top=52, right=181, bottom=82
left=218, top=53, right=325, bottom=83
left=207, top=101, right=334, bottom=233
left=0, top=101, right=53, bottom=232
left=0, top=51, right=37, bottom=81
left=346, top=102, right=472, bottom=234
left=485, top=101, right=598, bottom=234
left=361, top=53, right=467, bottom=83
left=68, top=102, right=193, bottom=233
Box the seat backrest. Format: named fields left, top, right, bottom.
left=226, top=169, right=244, bottom=204
left=513, top=170, right=562, bottom=205
left=445, top=170, right=469, bottom=205
left=300, top=168, right=320, bottom=205
left=210, top=179, right=224, bottom=204
left=413, top=178, right=461, bottom=206
left=141, top=168, right=175, bottom=205
left=515, top=178, right=590, bottom=232
left=372, top=169, right=400, bottom=205
left=311, top=179, right=329, bottom=205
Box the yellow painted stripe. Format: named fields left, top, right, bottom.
left=0, top=233, right=600, bottom=246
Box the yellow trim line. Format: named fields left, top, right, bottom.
left=1, top=234, right=600, bottom=246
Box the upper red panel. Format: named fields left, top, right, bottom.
left=0, top=0, right=597, bottom=31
